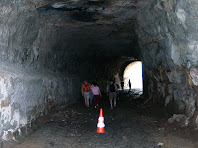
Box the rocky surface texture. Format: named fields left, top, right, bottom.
left=0, top=0, right=81, bottom=140
left=1, top=0, right=198, bottom=143
left=0, top=64, right=79, bottom=141
left=135, top=0, right=198, bottom=127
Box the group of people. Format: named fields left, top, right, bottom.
left=81, top=79, right=132, bottom=109
left=81, top=79, right=119, bottom=109
left=81, top=80, right=101, bottom=108
left=120, top=79, right=131, bottom=91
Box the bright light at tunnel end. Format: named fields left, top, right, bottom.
left=123, top=61, right=143, bottom=92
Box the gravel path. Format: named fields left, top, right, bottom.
left=16, top=94, right=195, bottom=148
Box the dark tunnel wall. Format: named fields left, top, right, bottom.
left=2, top=0, right=198, bottom=141
left=0, top=0, right=140, bottom=140
left=135, top=0, right=198, bottom=127
left=0, top=1, right=82, bottom=140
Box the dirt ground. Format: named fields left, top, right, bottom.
left=12, top=91, right=198, bottom=148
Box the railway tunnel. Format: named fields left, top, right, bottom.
left=1, top=0, right=198, bottom=147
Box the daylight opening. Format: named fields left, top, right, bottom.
left=123, top=61, right=143, bottom=92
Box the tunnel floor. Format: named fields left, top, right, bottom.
left=15, top=91, right=196, bottom=148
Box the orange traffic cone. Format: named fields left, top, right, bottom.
left=96, top=108, right=105, bottom=133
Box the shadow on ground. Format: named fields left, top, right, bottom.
left=1, top=90, right=196, bottom=148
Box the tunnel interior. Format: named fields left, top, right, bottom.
left=1, top=0, right=198, bottom=144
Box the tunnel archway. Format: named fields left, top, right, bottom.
left=123, top=61, right=143, bottom=92
left=2, top=0, right=198, bottom=145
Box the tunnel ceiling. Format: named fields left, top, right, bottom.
left=37, top=0, right=137, bottom=23
left=36, top=0, right=140, bottom=60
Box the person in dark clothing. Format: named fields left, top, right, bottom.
left=121, top=81, right=124, bottom=90
left=107, top=80, right=118, bottom=109
left=115, top=83, right=120, bottom=100
left=128, top=79, right=131, bottom=91
left=116, top=83, right=120, bottom=89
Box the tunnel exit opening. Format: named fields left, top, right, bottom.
left=123, top=61, right=143, bottom=93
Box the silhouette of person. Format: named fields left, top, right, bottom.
left=121, top=81, right=124, bottom=90
left=128, top=79, right=131, bottom=91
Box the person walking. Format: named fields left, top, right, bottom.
left=121, top=81, right=124, bottom=90
left=128, top=79, right=131, bottom=91
left=107, top=79, right=118, bottom=109
left=115, top=82, right=120, bottom=100
left=89, top=82, right=94, bottom=106
left=81, top=80, right=91, bottom=107
left=91, top=81, right=102, bottom=108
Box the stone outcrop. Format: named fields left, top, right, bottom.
left=136, top=0, right=198, bottom=126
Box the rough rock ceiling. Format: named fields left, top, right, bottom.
left=36, top=0, right=141, bottom=60
left=37, top=0, right=137, bottom=24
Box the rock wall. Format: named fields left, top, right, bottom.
left=0, top=65, right=79, bottom=140
left=0, top=0, right=80, bottom=140
left=136, top=0, right=198, bottom=125
left=0, top=0, right=84, bottom=72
